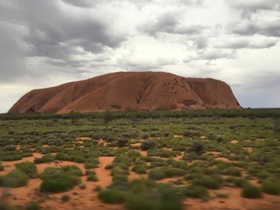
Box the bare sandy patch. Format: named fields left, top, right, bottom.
left=244, top=147, right=253, bottom=153
left=174, top=134, right=183, bottom=138
left=215, top=157, right=236, bottom=163
left=230, top=140, right=238, bottom=144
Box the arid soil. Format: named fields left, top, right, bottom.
left=1, top=149, right=279, bottom=210
left=8, top=71, right=241, bottom=113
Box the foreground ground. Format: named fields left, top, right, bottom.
left=0, top=109, right=280, bottom=209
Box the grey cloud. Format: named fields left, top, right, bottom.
left=226, top=0, right=279, bottom=13
left=0, top=22, right=27, bottom=82
left=1, top=0, right=126, bottom=66
left=61, top=0, right=97, bottom=8
left=118, top=57, right=177, bottom=71
left=226, top=0, right=280, bottom=23
left=60, top=0, right=153, bottom=11
left=229, top=20, right=280, bottom=37
left=214, top=37, right=278, bottom=49
left=199, top=49, right=236, bottom=60
left=184, top=49, right=236, bottom=62
left=140, top=13, right=205, bottom=36
left=235, top=71, right=280, bottom=108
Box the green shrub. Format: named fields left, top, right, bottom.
left=86, top=171, right=98, bottom=182
left=125, top=192, right=159, bottom=210
left=140, top=140, right=156, bottom=151
left=73, top=155, right=85, bottom=163
left=40, top=178, right=74, bottom=193
left=232, top=177, right=249, bottom=188
left=1, top=153, right=22, bottom=161
left=40, top=167, right=61, bottom=180
left=2, top=169, right=29, bottom=188
left=111, top=166, right=128, bottom=176
left=149, top=168, right=165, bottom=180
left=223, top=166, right=242, bottom=177
left=256, top=171, right=270, bottom=180
left=189, top=140, right=205, bottom=154
left=262, top=181, right=280, bottom=195
left=162, top=167, right=185, bottom=178
left=34, top=155, right=54, bottom=164
left=61, top=194, right=71, bottom=202
left=117, top=139, right=129, bottom=147
left=112, top=174, right=128, bottom=184
left=98, top=189, right=126, bottom=204
left=26, top=202, right=41, bottom=210
left=15, top=162, right=37, bottom=178
left=184, top=185, right=209, bottom=199
left=0, top=162, right=3, bottom=171
left=59, top=165, right=83, bottom=176
left=241, top=183, right=262, bottom=198
left=125, top=184, right=184, bottom=210
left=39, top=165, right=82, bottom=193
left=84, top=158, right=100, bottom=169
left=132, top=164, right=147, bottom=174
left=193, top=175, right=222, bottom=189
left=129, top=179, right=155, bottom=193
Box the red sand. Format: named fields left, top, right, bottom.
left=1, top=150, right=280, bottom=210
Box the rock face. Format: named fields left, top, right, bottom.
left=8, top=72, right=241, bottom=113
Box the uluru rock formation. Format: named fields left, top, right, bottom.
left=8, top=71, right=241, bottom=113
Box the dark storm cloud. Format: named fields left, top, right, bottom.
left=0, top=0, right=126, bottom=73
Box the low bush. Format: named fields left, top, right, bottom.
left=162, top=167, right=185, bottom=178
left=125, top=192, right=159, bottom=210
left=140, top=140, right=156, bottom=151
left=84, top=158, right=100, bottom=169
left=241, top=183, right=262, bottom=198
left=189, top=140, right=205, bottom=154
left=184, top=185, right=209, bottom=199
left=39, top=165, right=82, bottom=193
left=98, top=189, right=126, bottom=204
left=193, top=175, right=222, bottom=189
left=256, top=171, right=270, bottom=180
left=0, top=161, right=3, bottom=171
left=15, top=162, right=37, bottom=178
left=232, top=177, right=249, bottom=188
left=132, top=163, right=147, bottom=174
left=125, top=184, right=184, bottom=210
left=223, top=166, right=242, bottom=177
left=1, top=153, right=22, bottom=161
left=61, top=194, right=71, bottom=202
left=129, top=179, right=156, bottom=193
left=1, top=169, right=29, bottom=188
left=86, top=171, right=98, bottom=182
left=34, top=155, right=54, bottom=164
left=112, top=174, right=128, bottom=184
left=26, top=202, right=41, bottom=210
left=262, top=181, right=280, bottom=195
left=40, top=178, right=74, bottom=193
left=149, top=168, right=165, bottom=180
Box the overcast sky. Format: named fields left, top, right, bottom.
left=0, top=0, right=280, bottom=113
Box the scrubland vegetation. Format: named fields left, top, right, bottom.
left=0, top=108, right=280, bottom=209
